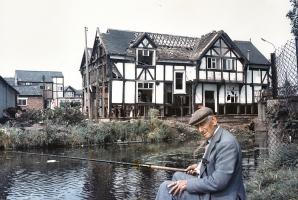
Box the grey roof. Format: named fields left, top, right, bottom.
left=0, top=76, right=19, bottom=94
left=234, top=41, right=270, bottom=65
left=14, top=85, right=43, bottom=96
left=101, top=29, right=136, bottom=55
left=4, top=77, right=15, bottom=86
left=100, top=29, right=268, bottom=65
left=15, top=70, right=63, bottom=82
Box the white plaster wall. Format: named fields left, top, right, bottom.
left=240, top=85, right=246, bottom=104
left=237, top=73, right=243, bottom=81
left=195, top=83, right=202, bottom=104
left=253, top=70, right=261, bottom=84
left=247, top=70, right=252, bottom=83
left=175, top=66, right=184, bottom=70
left=53, top=77, right=63, bottom=84
left=116, top=63, right=123, bottom=77
left=230, top=51, right=236, bottom=58
left=262, top=71, right=267, bottom=84
left=155, top=82, right=164, bottom=104
left=148, top=69, right=155, bottom=80
left=199, top=71, right=206, bottom=79
left=125, top=81, right=135, bottom=103
left=237, top=61, right=243, bottom=72
left=247, top=85, right=253, bottom=103
left=186, top=66, right=196, bottom=81
left=201, top=58, right=206, bottom=69
left=156, top=65, right=164, bottom=81
left=223, top=72, right=229, bottom=80
left=165, top=65, right=173, bottom=81
left=207, top=71, right=213, bottom=80
left=219, top=85, right=225, bottom=104
left=112, top=81, right=123, bottom=103
left=125, top=63, right=135, bottom=79
left=230, top=72, right=236, bottom=81
left=215, top=72, right=221, bottom=80
left=137, top=68, right=144, bottom=80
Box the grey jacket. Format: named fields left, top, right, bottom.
left=186, top=127, right=246, bottom=200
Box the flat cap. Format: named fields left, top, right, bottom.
left=189, top=107, right=214, bottom=126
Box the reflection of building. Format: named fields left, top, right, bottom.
left=80, top=29, right=270, bottom=118
left=59, top=86, right=83, bottom=107
left=0, top=76, right=19, bottom=118
left=9, top=70, right=64, bottom=109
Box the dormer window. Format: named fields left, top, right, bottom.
left=137, top=49, right=155, bottom=66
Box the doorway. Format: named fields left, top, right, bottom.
left=205, top=90, right=215, bottom=112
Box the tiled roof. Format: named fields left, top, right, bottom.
left=14, top=85, right=43, bottom=96
left=15, top=70, right=63, bottom=82
left=234, top=41, right=270, bottom=65
left=100, top=29, right=269, bottom=65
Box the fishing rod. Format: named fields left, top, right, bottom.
left=5, top=151, right=187, bottom=172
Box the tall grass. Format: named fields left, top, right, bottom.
left=246, top=144, right=298, bottom=199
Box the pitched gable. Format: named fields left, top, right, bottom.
left=131, top=32, right=157, bottom=49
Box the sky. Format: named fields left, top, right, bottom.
left=0, top=0, right=293, bottom=89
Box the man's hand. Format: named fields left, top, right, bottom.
left=186, top=163, right=198, bottom=175
left=167, top=180, right=187, bottom=196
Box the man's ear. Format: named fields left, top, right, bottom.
left=211, top=116, right=218, bottom=125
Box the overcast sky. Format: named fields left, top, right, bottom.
left=0, top=0, right=293, bottom=89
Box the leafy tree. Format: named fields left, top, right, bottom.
left=287, top=0, right=298, bottom=36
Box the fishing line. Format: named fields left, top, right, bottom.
left=4, top=151, right=187, bottom=172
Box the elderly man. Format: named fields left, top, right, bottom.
left=155, top=107, right=246, bottom=200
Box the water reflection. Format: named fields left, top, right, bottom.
left=0, top=140, right=267, bottom=200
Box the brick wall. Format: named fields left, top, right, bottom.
left=26, top=97, right=44, bottom=110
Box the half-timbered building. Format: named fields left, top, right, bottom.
left=80, top=29, right=270, bottom=118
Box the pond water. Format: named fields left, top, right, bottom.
left=0, top=138, right=267, bottom=200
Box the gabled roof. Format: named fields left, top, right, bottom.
left=131, top=32, right=157, bottom=48
left=80, top=48, right=93, bottom=69
left=0, top=76, right=19, bottom=94
left=64, top=85, right=82, bottom=95
left=14, top=85, right=43, bottom=96
left=97, top=28, right=269, bottom=65
left=234, top=41, right=270, bottom=65
left=15, top=70, right=63, bottom=83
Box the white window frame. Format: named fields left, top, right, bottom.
left=174, top=71, right=186, bottom=94
left=18, top=97, right=28, bottom=106
left=137, top=81, right=154, bottom=103
left=207, top=57, right=217, bottom=69
left=223, top=58, right=235, bottom=70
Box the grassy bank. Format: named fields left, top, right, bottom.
left=0, top=107, right=254, bottom=150
left=246, top=144, right=298, bottom=199
left=0, top=108, right=199, bottom=149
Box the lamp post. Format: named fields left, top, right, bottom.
left=261, top=38, right=278, bottom=99
left=261, top=38, right=276, bottom=52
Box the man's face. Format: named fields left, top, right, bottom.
left=195, top=116, right=217, bottom=139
